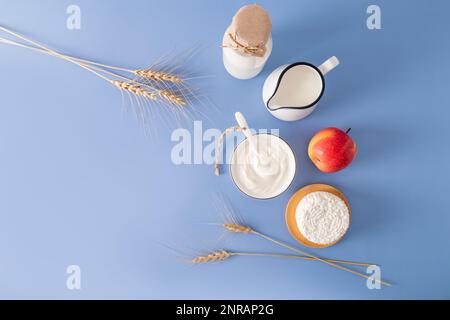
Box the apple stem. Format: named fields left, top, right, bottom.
left=346, top=128, right=352, bottom=134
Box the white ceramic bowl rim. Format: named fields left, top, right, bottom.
left=229, top=133, right=297, bottom=200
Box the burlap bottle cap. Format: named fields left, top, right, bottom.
left=223, top=4, right=272, bottom=57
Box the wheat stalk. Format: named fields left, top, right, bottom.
left=0, top=27, right=186, bottom=106
left=232, top=252, right=373, bottom=266
left=55, top=57, right=184, bottom=85
left=191, top=250, right=373, bottom=267
left=46, top=55, right=184, bottom=85
left=0, top=35, right=183, bottom=85
left=223, top=223, right=391, bottom=286
left=0, top=25, right=114, bottom=81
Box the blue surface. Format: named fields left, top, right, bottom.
left=0, top=0, right=449, bottom=299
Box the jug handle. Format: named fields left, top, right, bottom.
left=318, top=56, right=340, bottom=76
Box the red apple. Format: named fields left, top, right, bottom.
left=308, top=127, right=357, bottom=173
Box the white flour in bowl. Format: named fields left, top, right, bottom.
left=296, top=191, right=349, bottom=245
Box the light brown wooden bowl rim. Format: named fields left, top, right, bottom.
left=285, top=184, right=351, bottom=248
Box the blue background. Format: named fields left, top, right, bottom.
left=0, top=0, right=449, bottom=299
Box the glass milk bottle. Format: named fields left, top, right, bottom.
left=222, top=4, right=272, bottom=80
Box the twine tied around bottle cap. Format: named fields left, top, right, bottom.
left=221, top=33, right=265, bottom=57
left=215, top=125, right=246, bottom=176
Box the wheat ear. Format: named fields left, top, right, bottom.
left=223, top=223, right=252, bottom=234
left=78, top=60, right=186, bottom=106
left=223, top=223, right=391, bottom=286
left=135, top=69, right=183, bottom=84
left=191, top=251, right=232, bottom=264
left=111, top=80, right=157, bottom=100
left=90, top=64, right=186, bottom=106
left=157, top=89, right=186, bottom=106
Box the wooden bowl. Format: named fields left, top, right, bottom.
left=285, top=184, right=351, bottom=248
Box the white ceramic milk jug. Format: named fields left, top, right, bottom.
left=262, top=56, right=340, bottom=121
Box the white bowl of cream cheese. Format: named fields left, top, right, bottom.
left=230, top=133, right=296, bottom=199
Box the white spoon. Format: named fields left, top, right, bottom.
left=235, top=112, right=270, bottom=167
left=235, top=112, right=255, bottom=147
